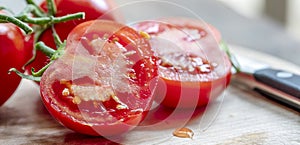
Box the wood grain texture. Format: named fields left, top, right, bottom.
left=0, top=46, right=299, bottom=145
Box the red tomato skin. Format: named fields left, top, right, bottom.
left=40, top=20, right=157, bottom=136
left=157, top=68, right=231, bottom=108
left=40, top=92, right=144, bottom=136
left=26, top=0, right=120, bottom=74
left=0, top=16, right=26, bottom=106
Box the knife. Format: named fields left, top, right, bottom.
left=232, top=54, right=300, bottom=112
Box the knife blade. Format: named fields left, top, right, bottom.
left=232, top=55, right=300, bottom=112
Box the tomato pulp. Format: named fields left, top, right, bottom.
left=40, top=20, right=158, bottom=136
left=27, top=0, right=120, bottom=74
left=134, top=17, right=231, bottom=108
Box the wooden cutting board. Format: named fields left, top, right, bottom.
left=0, top=45, right=299, bottom=145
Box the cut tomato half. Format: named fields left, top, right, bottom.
left=40, top=20, right=158, bottom=136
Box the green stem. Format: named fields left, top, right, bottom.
left=51, top=25, right=62, bottom=48
left=31, top=61, right=53, bottom=77
left=33, top=26, right=47, bottom=43
left=23, top=54, right=36, bottom=70
left=18, top=5, right=44, bottom=17
left=24, top=41, right=65, bottom=78
left=35, top=41, right=56, bottom=57
left=46, top=0, right=57, bottom=16
left=26, top=0, right=45, bottom=16
left=15, top=12, right=85, bottom=25
left=22, top=28, right=47, bottom=70
left=0, top=14, right=33, bottom=34
left=50, top=41, right=66, bottom=60
left=51, top=12, right=85, bottom=23
left=9, top=68, right=41, bottom=82
left=20, top=12, right=82, bottom=69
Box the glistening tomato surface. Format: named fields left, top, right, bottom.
left=134, top=17, right=231, bottom=108
left=26, top=0, right=120, bottom=74
left=40, top=20, right=158, bottom=136
left=0, top=12, right=26, bottom=106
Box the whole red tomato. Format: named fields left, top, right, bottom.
left=0, top=12, right=27, bottom=106
left=40, top=20, right=158, bottom=136
left=134, top=17, right=231, bottom=108
left=26, top=0, right=120, bottom=74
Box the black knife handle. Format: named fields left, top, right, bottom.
left=254, top=68, right=300, bottom=99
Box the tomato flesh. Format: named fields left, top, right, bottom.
left=158, top=52, right=213, bottom=75
left=40, top=20, right=157, bottom=136
left=134, top=18, right=231, bottom=108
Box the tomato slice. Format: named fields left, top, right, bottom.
left=133, top=17, right=231, bottom=108
left=40, top=20, right=158, bottom=136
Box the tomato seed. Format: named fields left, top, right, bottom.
left=102, top=33, right=109, bottom=40
left=112, top=37, right=119, bottom=43
left=112, top=95, right=129, bottom=109
left=116, top=104, right=128, bottom=110
left=93, top=102, right=100, bottom=108
left=139, top=31, right=151, bottom=39
left=62, top=88, right=70, bottom=96
left=128, top=72, right=137, bottom=79
left=72, top=96, right=82, bottom=104
left=60, top=79, right=72, bottom=88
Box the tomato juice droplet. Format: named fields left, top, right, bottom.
left=173, top=127, right=194, bottom=139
